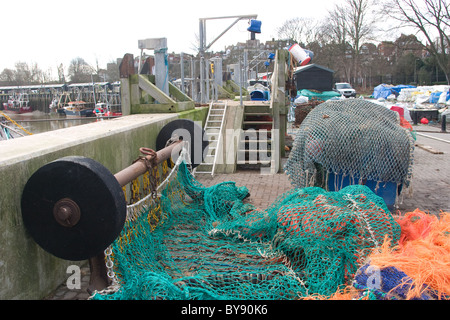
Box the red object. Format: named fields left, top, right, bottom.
left=420, top=117, right=429, bottom=124
left=390, top=106, right=404, bottom=117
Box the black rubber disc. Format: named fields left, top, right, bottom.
left=21, top=156, right=127, bottom=261
left=156, top=119, right=209, bottom=168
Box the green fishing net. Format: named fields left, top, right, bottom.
left=285, top=99, right=415, bottom=192
left=91, top=155, right=400, bottom=300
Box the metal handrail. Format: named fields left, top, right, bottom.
left=211, top=101, right=227, bottom=176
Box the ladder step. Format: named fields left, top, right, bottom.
left=243, top=121, right=273, bottom=125
left=238, top=149, right=271, bottom=153
left=236, top=160, right=271, bottom=165
left=240, top=140, right=272, bottom=143
left=245, top=112, right=271, bottom=116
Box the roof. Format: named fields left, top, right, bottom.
left=294, top=63, right=334, bottom=74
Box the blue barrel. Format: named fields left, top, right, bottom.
left=327, top=173, right=399, bottom=210
left=250, top=90, right=266, bottom=101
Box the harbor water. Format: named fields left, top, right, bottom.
left=3, top=110, right=103, bottom=136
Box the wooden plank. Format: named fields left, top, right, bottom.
left=131, top=103, right=175, bottom=114
left=169, top=82, right=194, bottom=102
left=138, top=75, right=176, bottom=104
left=415, top=143, right=443, bottom=154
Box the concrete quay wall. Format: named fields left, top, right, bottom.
left=0, top=108, right=207, bottom=299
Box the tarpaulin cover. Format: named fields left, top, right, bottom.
left=372, top=84, right=416, bottom=99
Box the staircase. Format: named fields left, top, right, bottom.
left=195, top=101, right=227, bottom=176
left=237, top=103, right=274, bottom=170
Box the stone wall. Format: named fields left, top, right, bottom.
left=0, top=110, right=207, bottom=299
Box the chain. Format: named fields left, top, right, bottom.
left=137, top=147, right=158, bottom=199
left=149, top=165, right=159, bottom=199
left=104, top=246, right=118, bottom=286
left=89, top=246, right=120, bottom=299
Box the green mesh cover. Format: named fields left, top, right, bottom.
left=285, top=99, right=415, bottom=191
left=91, top=159, right=400, bottom=300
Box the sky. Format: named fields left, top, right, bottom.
left=0, top=0, right=403, bottom=80
left=0, top=0, right=341, bottom=77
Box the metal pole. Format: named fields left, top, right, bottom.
left=205, top=61, right=210, bottom=102
left=243, top=49, right=248, bottom=87
left=191, top=57, right=196, bottom=101
left=239, top=55, right=243, bottom=107
left=180, top=52, right=185, bottom=94
left=155, top=48, right=169, bottom=96
left=199, top=20, right=205, bottom=104
left=114, top=141, right=183, bottom=187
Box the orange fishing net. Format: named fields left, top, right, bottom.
left=396, top=209, right=438, bottom=246
left=311, top=209, right=450, bottom=300
left=366, top=210, right=450, bottom=299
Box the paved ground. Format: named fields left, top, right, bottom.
left=44, top=123, right=450, bottom=300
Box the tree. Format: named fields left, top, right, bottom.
left=57, top=63, right=66, bottom=83
left=320, top=5, right=353, bottom=82
left=320, top=0, right=379, bottom=86
left=68, top=57, right=95, bottom=83
left=14, top=62, right=32, bottom=84
left=394, top=52, right=418, bottom=83
left=276, top=17, right=318, bottom=47
left=0, top=68, right=15, bottom=85
left=0, top=62, right=48, bottom=85
left=384, top=0, right=450, bottom=84
left=342, top=0, right=379, bottom=86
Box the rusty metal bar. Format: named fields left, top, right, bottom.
left=114, top=140, right=183, bottom=187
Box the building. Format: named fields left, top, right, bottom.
left=293, top=64, right=334, bottom=92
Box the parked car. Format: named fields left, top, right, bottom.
left=333, top=82, right=356, bottom=98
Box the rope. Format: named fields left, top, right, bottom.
left=0, top=111, right=33, bottom=135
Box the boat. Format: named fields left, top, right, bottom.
left=63, top=101, right=94, bottom=117
left=49, top=92, right=72, bottom=115
left=93, top=82, right=122, bottom=118
left=2, top=93, right=33, bottom=114
left=94, top=102, right=122, bottom=118
left=0, top=111, right=32, bottom=140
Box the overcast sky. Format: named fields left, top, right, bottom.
left=0, top=0, right=402, bottom=78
